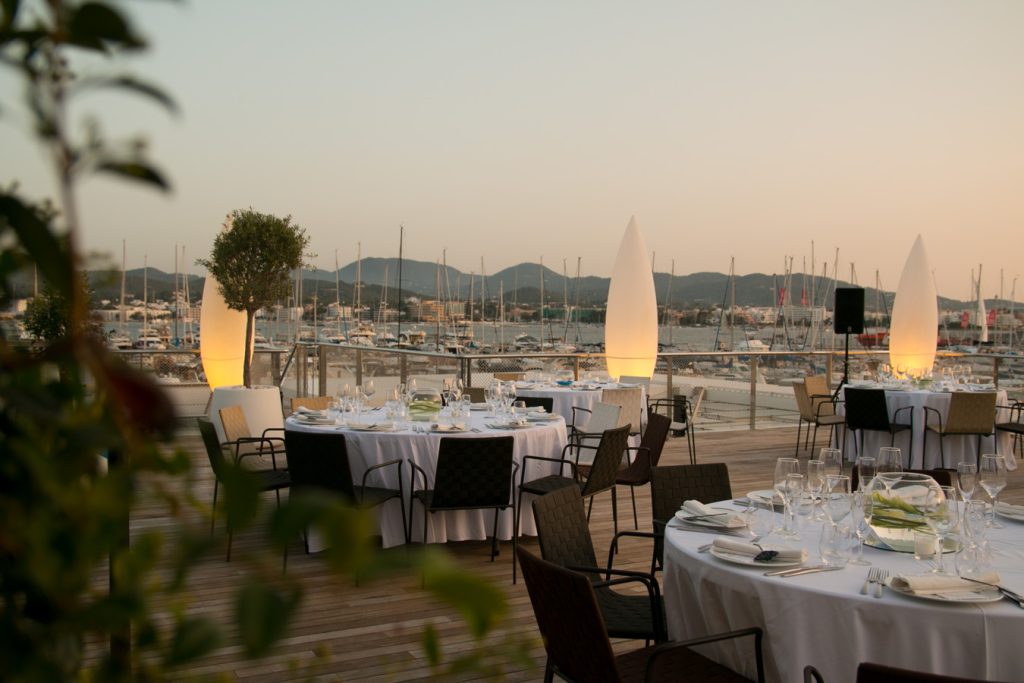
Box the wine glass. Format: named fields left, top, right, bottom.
left=877, top=447, right=903, bottom=494
left=856, top=456, right=876, bottom=492
left=504, top=382, right=517, bottom=415
left=781, top=473, right=805, bottom=539
left=849, top=489, right=872, bottom=566
left=956, top=462, right=977, bottom=503
left=825, top=475, right=851, bottom=525
left=923, top=486, right=959, bottom=574
left=406, top=378, right=418, bottom=403
left=979, top=454, right=1007, bottom=528
left=774, top=458, right=800, bottom=537
left=806, top=460, right=825, bottom=521
left=486, top=380, right=502, bottom=415
left=364, top=380, right=376, bottom=403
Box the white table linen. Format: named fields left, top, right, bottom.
left=663, top=502, right=1024, bottom=683
left=515, top=382, right=647, bottom=432
left=838, top=385, right=1013, bottom=470
left=286, top=412, right=567, bottom=549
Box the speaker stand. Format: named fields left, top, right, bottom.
left=834, top=331, right=851, bottom=401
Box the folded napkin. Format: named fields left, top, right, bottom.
left=891, top=572, right=1001, bottom=596
left=712, top=538, right=806, bottom=562
left=431, top=422, right=466, bottom=432
left=995, top=502, right=1024, bottom=516
left=295, top=407, right=328, bottom=418
left=470, top=402, right=490, bottom=411
left=679, top=500, right=745, bottom=528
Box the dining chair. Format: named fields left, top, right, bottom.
left=995, top=400, right=1023, bottom=461
left=512, top=424, right=631, bottom=583
left=841, top=388, right=914, bottom=464
left=493, top=371, right=525, bottom=382
left=289, top=395, right=332, bottom=413
left=602, top=386, right=645, bottom=436
left=532, top=485, right=665, bottom=643
left=619, top=375, right=652, bottom=405
left=649, top=463, right=732, bottom=575
left=408, top=436, right=516, bottom=561
left=569, top=402, right=622, bottom=455
left=517, top=546, right=764, bottom=683
left=283, top=429, right=407, bottom=565
left=465, top=386, right=486, bottom=403
left=518, top=395, right=554, bottom=413
left=923, top=391, right=997, bottom=468
left=218, top=404, right=287, bottom=470
left=793, top=376, right=844, bottom=458
left=198, top=418, right=291, bottom=562
left=648, top=393, right=698, bottom=464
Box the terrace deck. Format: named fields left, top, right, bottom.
left=139, top=425, right=1023, bottom=681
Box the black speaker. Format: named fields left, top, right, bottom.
left=834, top=288, right=865, bottom=334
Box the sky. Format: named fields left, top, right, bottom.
left=3, top=1, right=1023, bottom=301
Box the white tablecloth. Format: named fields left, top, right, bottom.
left=286, top=412, right=567, bottom=548
left=663, top=503, right=1024, bottom=683
left=838, top=386, right=1013, bottom=470
left=515, top=382, right=647, bottom=432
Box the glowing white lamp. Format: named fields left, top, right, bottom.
left=889, top=235, right=938, bottom=377
left=199, top=275, right=249, bottom=389
left=605, top=216, right=658, bottom=380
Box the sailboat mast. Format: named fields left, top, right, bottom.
left=479, top=256, right=486, bottom=347
left=355, top=242, right=362, bottom=325
left=538, top=257, right=545, bottom=350
left=562, top=258, right=570, bottom=341
left=573, top=257, right=582, bottom=345
left=143, top=254, right=149, bottom=341
left=397, top=226, right=404, bottom=345
left=664, top=259, right=675, bottom=346
left=173, top=244, right=179, bottom=344
left=435, top=259, right=442, bottom=351
left=120, top=240, right=127, bottom=335
left=335, top=249, right=342, bottom=337
left=729, top=257, right=735, bottom=352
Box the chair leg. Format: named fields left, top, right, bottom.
left=629, top=486, right=638, bottom=530
left=543, top=658, right=555, bottom=683
left=587, top=495, right=594, bottom=521
left=490, top=507, right=499, bottom=561
left=810, top=423, right=820, bottom=457
left=210, top=480, right=219, bottom=535
left=512, top=489, right=524, bottom=584
left=795, top=419, right=803, bottom=457
left=611, top=488, right=619, bottom=539
left=689, top=428, right=697, bottom=465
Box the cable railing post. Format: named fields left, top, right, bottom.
left=665, top=354, right=674, bottom=403
left=355, top=348, right=363, bottom=387
left=749, top=354, right=758, bottom=430
left=318, top=343, right=328, bottom=396
left=574, top=355, right=581, bottom=381
left=993, top=356, right=1000, bottom=390
left=400, top=353, right=407, bottom=384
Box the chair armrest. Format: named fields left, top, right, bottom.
left=922, top=405, right=943, bottom=431
left=606, top=529, right=659, bottom=568
left=520, top=454, right=576, bottom=486
left=581, top=567, right=664, bottom=643
left=227, top=436, right=282, bottom=469
left=361, top=458, right=403, bottom=499
left=646, top=627, right=764, bottom=683
left=893, top=405, right=914, bottom=427
left=408, top=459, right=430, bottom=496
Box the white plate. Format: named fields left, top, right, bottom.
left=486, top=422, right=533, bottom=430
left=674, top=509, right=746, bottom=529
left=748, top=489, right=783, bottom=506
left=294, top=415, right=335, bottom=425
left=709, top=547, right=805, bottom=568
left=886, top=580, right=1002, bottom=604
left=347, top=424, right=397, bottom=432
left=995, top=506, right=1024, bottom=522
left=527, top=413, right=560, bottom=422
left=470, top=403, right=490, bottom=411
left=431, top=427, right=467, bottom=434
left=866, top=529, right=960, bottom=554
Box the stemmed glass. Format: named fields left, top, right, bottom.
left=774, top=458, right=800, bottom=538
left=486, top=380, right=502, bottom=415
left=504, top=381, right=517, bottom=416
left=363, top=380, right=376, bottom=404
left=849, top=489, right=872, bottom=566
left=956, top=462, right=977, bottom=503
left=825, top=475, right=851, bottom=526
left=877, top=447, right=903, bottom=494
left=923, top=485, right=959, bottom=574
left=782, top=473, right=805, bottom=539
left=856, top=456, right=876, bottom=492
left=806, top=460, right=825, bottom=521
left=979, top=454, right=1007, bottom=528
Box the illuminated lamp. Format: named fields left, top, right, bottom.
left=889, top=235, right=938, bottom=378
left=199, top=275, right=249, bottom=389
left=605, top=216, right=658, bottom=380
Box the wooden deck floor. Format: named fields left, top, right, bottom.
left=144, top=426, right=1024, bottom=681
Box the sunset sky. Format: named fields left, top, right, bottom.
left=2, top=1, right=1022, bottom=300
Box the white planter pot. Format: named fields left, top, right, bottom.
left=208, top=385, right=284, bottom=443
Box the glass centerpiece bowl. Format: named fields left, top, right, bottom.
left=866, top=472, right=950, bottom=553
left=408, top=387, right=443, bottom=421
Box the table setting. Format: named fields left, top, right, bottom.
left=662, top=456, right=1024, bottom=682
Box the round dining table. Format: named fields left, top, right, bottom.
left=514, top=381, right=647, bottom=431
left=286, top=410, right=568, bottom=549
left=662, top=500, right=1024, bottom=683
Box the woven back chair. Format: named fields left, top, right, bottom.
left=517, top=546, right=763, bottom=683
left=924, top=392, right=997, bottom=468
left=409, top=436, right=515, bottom=560
left=996, top=400, right=1024, bottom=462
left=649, top=464, right=732, bottom=574
left=602, top=386, right=644, bottom=434
left=465, top=386, right=486, bottom=403
left=615, top=412, right=672, bottom=529
left=570, top=402, right=622, bottom=457
left=290, top=396, right=333, bottom=413
left=198, top=418, right=290, bottom=561
left=649, top=391, right=699, bottom=464
left=842, top=388, right=913, bottom=463
left=218, top=404, right=286, bottom=470
left=519, top=395, right=554, bottom=413
left=793, top=377, right=845, bottom=459
left=493, top=372, right=525, bottom=382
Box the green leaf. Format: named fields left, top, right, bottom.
left=421, top=551, right=507, bottom=639
left=0, top=193, right=72, bottom=296
left=1, top=0, right=21, bottom=32
left=235, top=581, right=300, bottom=658
left=68, top=2, right=144, bottom=52
left=164, top=616, right=222, bottom=666
left=94, top=160, right=171, bottom=191
left=73, top=75, right=179, bottom=115
left=422, top=623, right=440, bottom=666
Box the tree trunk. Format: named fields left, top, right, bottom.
left=243, top=310, right=255, bottom=388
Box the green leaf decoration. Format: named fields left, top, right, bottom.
left=68, top=2, right=144, bottom=52
left=421, top=551, right=508, bottom=639
left=422, top=623, right=441, bottom=667
left=94, top=160, right=170, bottom=191
left=235, top=581, right=300, bottom=658
left=73, top=75, right=179, bottom=115
left=165, top=616, right=222, bottom=666
left=0, top=193, right=72, bottom=296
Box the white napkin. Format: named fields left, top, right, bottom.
left=712, top=538, right=806, bottom=562
left=891, top=572, right=1001, bottom=595
left=678, top=500, right=745, bottom=528
left=995, top=502, right=1024, bottom=516
left=295, top=407, right=327, bottom=418
left=431, top=422, right=466, bottom=432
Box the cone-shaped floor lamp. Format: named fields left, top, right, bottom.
left=889, top=235, right=938, bottom=377
left=199, top=275, right=249, bottom=389
left=605, top=217, right=658, bottom=380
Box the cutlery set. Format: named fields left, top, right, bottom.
left=960, top=576, right=1024, bottom=608
left=764, top=565, right=844, bottom=578
left=860, top=568, right=889, bottom=598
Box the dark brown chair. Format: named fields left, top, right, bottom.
left=648, top=394, right=698, bottom=464
left=842, top=388, right=914, bottom=463
left=532, top=485, right=665, bottom=644
left=649, top=464, right=732, bottom=575
left=409, top=436, right=516, bottom=560
left=850, top=467, right=953, bottom=492
left=284, top=429, right=407, bottom=563
left=611, top=411, right=672, bottom=530
left=857, top=662, right=1011, bottom=683
left=793, top=376, right=845, bottom=458
left=519, top=395, right=554, bottom=413
left=923, top=392, right=997, bottom=468
left=517, top=546, right=765, bottom=683
left=198, top=418, right=291, bottom=561
left=513, top=424, right=631, bottom=583
left=996, top=400, right=1024, bottom=461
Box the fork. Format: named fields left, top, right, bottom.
left=860, top=568, right=879, bottom=595
left=874, top=569, right=889, bottom=598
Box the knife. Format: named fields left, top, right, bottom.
left=959, top=576, right=1024, bottom=607
left=765, top=565, right=844, bottom=578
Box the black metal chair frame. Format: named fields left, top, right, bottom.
left=647, top=396, right=697, bottom=464
left=996, top=400, right=1024, bottom=461
left=518, top=395, right=554, bottom=413
left=841, top=388, right=914, bottom=464
left=648, top=463, right=733, bottom=576
left=408, top=436, right=517, bottom=561
left=512, top=424, right=631, bottom=583
left=198, top=418, right=291, bottom=562
left=614, top=411, right=672, bottom=530
left=793, top=383, right=845, bottom=459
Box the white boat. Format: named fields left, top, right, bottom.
left=348, top=324, right=376, bottom=346
left=107, top=334, right=133, bottom=350
left=133, top=335, right=167, bottom=350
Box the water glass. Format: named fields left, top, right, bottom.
left=979, top=454, right=1007, bottom=528
left=956, top=462, right=977, bottom=503
left=924, top=486, right=958, bottom=574
left=745, top=499, right=775, bottom=538
left=819, top=521, right=853, bottom=567
left=820, top=447, right=843, bottom=485
left=849, top=489, right=872, bottom=566
left=806, top=459, right=825, bottom=521
left=781, top=472, right=804, bottom=539
left=963, top=500, right=987, bottom=540
left=913, top=531, right=938, bottom=570
left=825, top=475, right=851, bottom=524
left=855, top=456, right=876, bottom=492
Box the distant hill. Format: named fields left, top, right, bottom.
left=6, top=260, right=995, bottom=311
